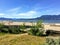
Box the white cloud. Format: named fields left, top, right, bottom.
left=0, top=13, right=5, bottom=15
left=18, top=11, right=37, bottom=16
left=6, top=7, right=21, bottom=15
left=5, top=10, right=37, bottom=18
left=7, top=7, right=20, bottom=12
left=0, top=7, right=39, bottom=18
left=15, top=10, right=38, bottom=18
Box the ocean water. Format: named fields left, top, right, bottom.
left=44, top=20, right=60, bottom=23
left=0, top=20, right=60, bottom=23
left=15, top=20, right=60, bottom=23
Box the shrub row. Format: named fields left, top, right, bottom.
left=0, top=26, right=22, bottom=34
left=0, top=23, right=26, bottom=34
left=0, top=20, right=44, bottom=36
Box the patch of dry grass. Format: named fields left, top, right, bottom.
left=0, top=34, right=46, bottom=45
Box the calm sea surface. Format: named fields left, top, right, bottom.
left=0, top=20, right=60, bottom=23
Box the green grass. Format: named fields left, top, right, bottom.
left=0, top=33, right=7, bottom=36
left=0, top=33, right=46, bottom=45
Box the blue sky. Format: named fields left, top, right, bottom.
left=0, top=0, right=60, bottom=18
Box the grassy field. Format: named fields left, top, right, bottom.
left=0, top=33, right=46, bottom=45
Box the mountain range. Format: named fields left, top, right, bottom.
left=0, top=15, right=60, bottom=22
left=35, top=15, right=60, bottom=20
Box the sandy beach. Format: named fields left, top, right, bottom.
left=0, top=21, right=36, bottom=26
left=43, top=23, right=60, bottom=31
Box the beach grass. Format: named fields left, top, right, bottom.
left=0, top=33, right=45, bottom=45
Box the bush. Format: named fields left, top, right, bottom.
left=1, top=28, right=9, bottom=33
left=28, top=27, right=44, bottom=36
left=20, top=23, right=26, bottom=30
left=0, top=23, right=4, bottom=32
left=36, top=20, right=44, bottom=28
left=0, top=23, right=5, bottom=32
left=28, top=20, right=44, bottom=36
left=9, top=26, right=21, bottom=34
left=0, top=23, right=27, bottom=34
left=36, top=29, right=44, bottom=36
left=19, top=23, right=27, bottom=33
